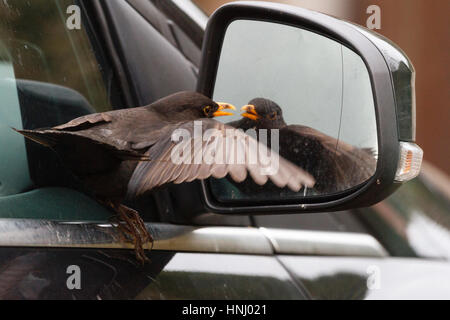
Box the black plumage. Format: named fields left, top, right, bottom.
left=230, top=98, right=377, bottom=195
left=14, top=92, right=315, bottom=262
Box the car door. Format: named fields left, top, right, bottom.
left=0, top=0, right=308, bottom=300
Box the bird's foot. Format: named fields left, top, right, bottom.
left=107, top=202, right=154, bottom=264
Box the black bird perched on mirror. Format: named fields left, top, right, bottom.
left=229, top=98, right=377, bottom=194
left=14, top=92, right=314, bottom=262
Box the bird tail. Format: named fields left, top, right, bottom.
left=12, top=127, right=150, bottom=162
left=12, top=128, right=58, bottom=147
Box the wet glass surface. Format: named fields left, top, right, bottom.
left=0, top=0, right=113, bottom=219
left=210, top=20, right=378, bottom=202
left=346, top=22, right=416, bottom=141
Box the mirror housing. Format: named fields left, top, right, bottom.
left=183, top=1, right=421, bottom=215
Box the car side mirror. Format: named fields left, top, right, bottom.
left=190, top=1, right=423, bottom=215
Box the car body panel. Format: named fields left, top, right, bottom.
left=0, top=248, right=305, bottom=300
left=0, top=219, right=386, bottom=258
left=279, top=256, right=450, bottom=300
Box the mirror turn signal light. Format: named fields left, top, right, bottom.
left=394, top=142, right=423, bottom=182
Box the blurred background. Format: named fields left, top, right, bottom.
left=194, top=0, right=450, bottom=177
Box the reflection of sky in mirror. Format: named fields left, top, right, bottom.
left=213, top=20, right=377, bottom=150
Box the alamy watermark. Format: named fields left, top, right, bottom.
left=366, top=5, right=381, bottom=30
left=66, top=5, right=81, bottom=30
left=170, top=121, right=280, bottom=175
left=66, top=265, right=81, bottom=290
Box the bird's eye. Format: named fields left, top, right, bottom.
left=203, top=106, right=211, bottom=115
left=268, top=112, right=277, bottom=120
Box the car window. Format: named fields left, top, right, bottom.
left=0, top=0, right=113, bottom=221
left=0, top=0, right=110, bottom=113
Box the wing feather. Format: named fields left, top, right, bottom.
left=53, top=112, right=113, bottom=131
left=282, top=125, right=377, bottom=190
left=127, top=119, right=315, bottom=198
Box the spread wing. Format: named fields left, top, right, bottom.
left=127, top=119, right=315, bottom=198
left=282, top=125, right=377, bottom=190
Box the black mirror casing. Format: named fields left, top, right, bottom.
left=177, top=1, right=411, bottom=216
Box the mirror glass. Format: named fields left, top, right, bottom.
left=211, top=20, right=378, bottom=202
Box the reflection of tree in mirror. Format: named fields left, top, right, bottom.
left=216, top=98, right=377, bottom=200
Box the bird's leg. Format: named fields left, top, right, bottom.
left=117, top=204, right=154, bottom=263
left=103, top=201, right=153, bottom=264
left=108, top=214, right=133, bottom=243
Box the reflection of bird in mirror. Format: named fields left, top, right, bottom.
left=230, top=98, right=377, bottom=194
left=13, top=91, right=314, bottom=262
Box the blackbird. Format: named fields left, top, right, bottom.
left=229, top=98, right=377, bottom=195
left=14, top=91, right=314, bottom=262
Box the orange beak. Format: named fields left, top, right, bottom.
left=213, top=102, right=236, bottom=117
left=241, top=104, right=260, bottom=121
